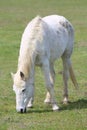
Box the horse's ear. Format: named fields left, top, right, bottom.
left=20, top=71, right=25, bottom=80
left=11, top=72, right=15, bottom=80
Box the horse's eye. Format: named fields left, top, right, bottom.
left=22, top=89, right=26, bottom=93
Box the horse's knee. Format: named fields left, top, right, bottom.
left=46, top=83, right=54, bottom=91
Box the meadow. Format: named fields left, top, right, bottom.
left=0, top=0, right=87, bottom=129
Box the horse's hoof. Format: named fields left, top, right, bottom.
left=52, top=104, right=59, bottom=111
left=63, top=100, right=71, bottom=105
left=63, top=100, right=68, bottom=104
left=44, top=99, right=51, bottom=104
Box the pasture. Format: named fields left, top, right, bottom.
left=0, top=0, right=87, bottom=129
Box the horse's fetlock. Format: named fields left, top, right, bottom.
left=63, top=97, right=68, bottom=104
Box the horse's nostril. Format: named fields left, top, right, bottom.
left=20, top=108, right=23, bottom=113
left=20, top=108, right=26, bottom=113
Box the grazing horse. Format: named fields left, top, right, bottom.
left=11, top=15, right=78, bottom=113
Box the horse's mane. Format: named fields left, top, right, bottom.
left=29, top=16, right=43, bottom=42
left=18, top=16, right=43, bottom=79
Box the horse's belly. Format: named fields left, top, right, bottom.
left=35, top=54, right=43, bottom=66
left=50, top=44, right=65, bottom=62
left=49, top=31, right=68, bottom=61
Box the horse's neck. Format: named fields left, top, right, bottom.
left=17, top=16, right=42, bottom=79
left=18, top=50, right=36, bottom=79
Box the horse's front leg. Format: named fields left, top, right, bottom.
left=44, top=63, right=55, bottom=104
left=27, top=87, right=34, bottom=108
left=42, top=59, right=59, bottom=111
left=27, top=66, right=35, bottom=108
left=27, top=97, right=34, bottom=108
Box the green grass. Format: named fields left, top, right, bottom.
left=0, top=0, right=87, bottom=130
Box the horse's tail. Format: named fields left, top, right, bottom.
left=69, top=63, right=78, bottom=89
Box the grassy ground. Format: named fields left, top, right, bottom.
left=0, top=0, right=87, bottom=130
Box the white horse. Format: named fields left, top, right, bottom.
left=11, top=15, right=78, bottom=113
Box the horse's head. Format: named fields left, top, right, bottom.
left=11, top=71, right=32, bottom=113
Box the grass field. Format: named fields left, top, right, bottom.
left=0, top=0, right=87, bottom=129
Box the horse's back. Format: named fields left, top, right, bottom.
left=43, top=15, right=73, bottom=32
left=42, top=15, right=74, bottom=60
left=43, top=15, right=66, bottom=28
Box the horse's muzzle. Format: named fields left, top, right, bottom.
left=20, top=108, right=26, bottom=113
left=17, top=108, right=26, bottom=113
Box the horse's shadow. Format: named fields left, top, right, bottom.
left=60, top=99, right=87, bottom=111
left=27, top=99, right=87, bottom=113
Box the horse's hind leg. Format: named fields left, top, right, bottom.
left=42, top=60, right=59, bottom=111
left=44, top=63, right=55, bottom=104
left=62, top=56, right=70, bottom=104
